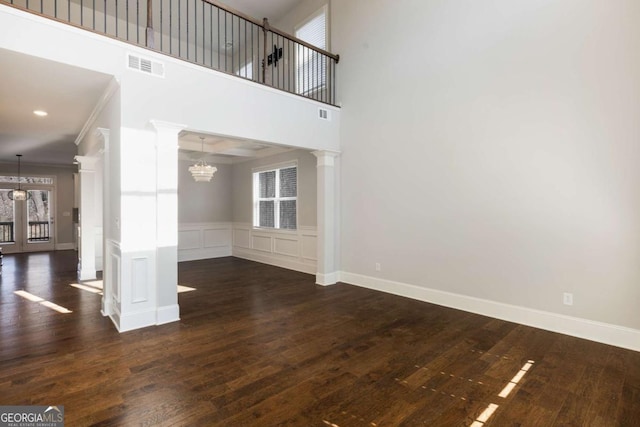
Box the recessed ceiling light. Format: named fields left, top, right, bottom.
left=33, top=110, right=48, bottom=117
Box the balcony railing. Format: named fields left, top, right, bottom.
left=2, top=0, right=340, bottom=105
left=0, top=221, right=50, bottom=243
left=0, top=221, right=14, bottom=243
left=28, top=221, right=50, bottom=242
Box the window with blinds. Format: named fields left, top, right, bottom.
left=295, top=6, right=327, bottom=96
left=253, top=165, right=297, bottom=230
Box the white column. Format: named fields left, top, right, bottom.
left=96, top=128, right=111, bottom=317
left=150, top=120, right=185, bottom=325
left=312, top=150, right=340, bottom=286
left=74, top=155, right=98, bottom=281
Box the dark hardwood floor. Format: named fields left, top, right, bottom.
left=1, top=251, right=639, bottom=426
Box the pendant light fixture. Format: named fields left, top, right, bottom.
left=189, top=137, right=217, bottom=182
left=8, top=154, right=27, bottom=201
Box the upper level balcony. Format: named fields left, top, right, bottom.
left=1, top=0, right=339, bottom=106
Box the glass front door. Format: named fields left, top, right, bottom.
left=0, top=187, right=55, bottom=253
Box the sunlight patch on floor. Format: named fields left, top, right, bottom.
left=70, top=283, right=103, bottom=295
left=178, top=285, right=196, bottom=293
left=499, top=360, right=535, bottom=398
left=470, top=403, right=499, bottom=427
left=14, top=290, right=44, bottom=302
left=39, top=300, right=73, bottom=314
left=469, top=359, right=536, bottom=426
left=14, top=290, right=73, bottom=314
left=83, top=280, right=103, bottom=290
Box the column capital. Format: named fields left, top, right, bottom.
left=312, top=150, right=340, bottom=167
left=95, top=128, right=110, bottom=155
left=95, top=127, right=110, bottom=141
left=74, top=155, right=98, bottom=171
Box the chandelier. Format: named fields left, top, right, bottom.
left=188, top=137, right=217, bottom=182
left=8, top=154, right=27, bottom=201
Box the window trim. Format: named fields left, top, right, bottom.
left=252, top=161, right=298, bottom=231
left=0, top=174, right=56, bottom=187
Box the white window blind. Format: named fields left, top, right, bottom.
left=295, top=7, right=327, bottom=95
left=253, top=166, right=297, bottom=230
left=296, top=10, right=326, bottom=50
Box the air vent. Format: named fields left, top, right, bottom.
left=318, top=108, right=330, bottom=121
left=127, top=53, right=165, bottom=78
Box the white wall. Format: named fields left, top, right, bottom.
left=178, top=160, right=232, bottom=223
left=333, top=0, right=640, bottom=347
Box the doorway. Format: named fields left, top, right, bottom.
left=0, top=187, right=55, bottom=253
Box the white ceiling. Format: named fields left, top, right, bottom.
left=0, top=48, right=113, bottom=166
left=0, top=0, right=303, bottom=168
left=179, top=131, right=293, bottom=164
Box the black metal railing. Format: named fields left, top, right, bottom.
left=0, top=221, right=14, bottom=243
left=28, top=221, right=50, bottom=242
left=2, top=0, right=339, bottom=105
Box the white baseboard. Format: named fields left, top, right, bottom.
left=156, top=304, right=180, bottom=325
left=340, top=271, right=640, bottom=352
left=233, top=247, right=316, bottom=275
left=178, top=246, right=231, bottom=262
left=56, top=243, right=75, bottom=250
left=316, top=272, right=339, bottom=286
left=100, top=298, right=112, bottom=317
left=113, top=307, right=157, bottom=333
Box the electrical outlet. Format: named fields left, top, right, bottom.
left=375, top=263, right=381, bottom=272
left=563, top=293, right=573, bottom=306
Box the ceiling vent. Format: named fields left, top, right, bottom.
left=318, top=108, right=330, bottom=121
left=127, top=53, right=165, bottom=78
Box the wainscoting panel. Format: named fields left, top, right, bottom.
left=178, top=223, right=232, bottom=262
left=252, top=234, right=272, bottom=253
left=108, top=240, right=121, bottom=304
left=233, top=227, right=251, bottom=249
left=95, top=226, right=104, bottom=271
left=178, top=230, right=201, bottom=250
left=106, top=239, right=122, bottom=330
left=274, top=236, right=298, bottom=258
left=232, top=223, right=317, bottom=274
left=204, top=228, right=232, bottom=248
left=117, top=248, right=157, bottom=332
left=131, top=257, right=149, bottom=303
left=301, top=232, right=317, bottom=261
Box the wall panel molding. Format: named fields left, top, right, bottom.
left=178, top=222, right=232, bottom=262
left=232, top=223, right=317, bottom=274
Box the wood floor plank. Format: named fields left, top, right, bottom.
left=1, top=252, right=639, bottom=426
